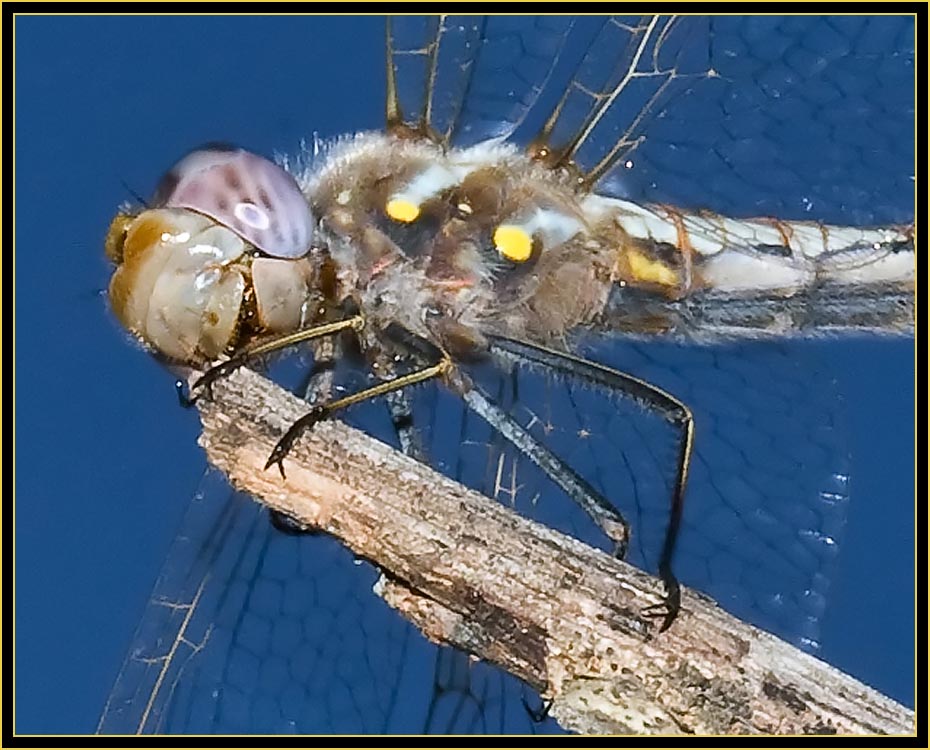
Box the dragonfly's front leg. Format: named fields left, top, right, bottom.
left=175, top=315, right=365, bottom=407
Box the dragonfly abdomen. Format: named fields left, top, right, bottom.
left=583, top=195, right=914, bottom=339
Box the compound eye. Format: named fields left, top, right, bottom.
left=153, top=145, right=314, bottom=259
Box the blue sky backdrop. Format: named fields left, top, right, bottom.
left=16, top=15, right=914, bottom=733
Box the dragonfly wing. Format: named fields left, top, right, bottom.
left=338, top=377, right=565, bottom=735
left=387, top=15, right=573, bottom=147
left=97, top=468, right=425, bottom=733
left=592, top=16, right=914, bottom=226
left=530, top=16, right=711, bottom=182
left=99, top=14, right=912, bottom=735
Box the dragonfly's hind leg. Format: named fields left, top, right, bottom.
left=483, top=336, right=695, bottom=633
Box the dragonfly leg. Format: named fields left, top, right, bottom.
left=265, top=357, right=453, bottom=479
left=385, top=388, right=427, bottom=460
left=268, top=338, right=344, bottom=535
left=268, top=508, right=322, bottom=535
left=456, top=382, right=631, bottom=558
left=265, top=406, right=328, bottom=478
left=482, top=336, right=695, bottom=633
left=176, top=315, right=365, bottom=407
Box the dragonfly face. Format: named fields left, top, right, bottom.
left=105, top=147, right=320, bottom=365
left=96, top=14, right=914, bottom=734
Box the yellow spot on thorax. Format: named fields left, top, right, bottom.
left=386, top=198, right=420, bottom=223
left=494, top=225, right=533, bottom=262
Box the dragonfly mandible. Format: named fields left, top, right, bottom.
left=97, top=15, right=914, bottom=734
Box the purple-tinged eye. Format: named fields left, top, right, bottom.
left=153, top=145, right=314, bottom=259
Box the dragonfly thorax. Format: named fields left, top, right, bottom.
left=306, top=132, right=619, bottom=353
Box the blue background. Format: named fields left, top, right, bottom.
left=16, top=16, right=914, bottom=733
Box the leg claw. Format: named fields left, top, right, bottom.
left=175, top=379, right=199, bottom=408
left=264, top=407, right=328, bottom=480
left=641, top=577, right=681, bottom=633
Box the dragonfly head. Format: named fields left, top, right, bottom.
left=105, top=147, right=322, bottom=366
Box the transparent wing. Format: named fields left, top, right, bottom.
left=522, top=15, right=914, bottom=226
left=588, top=15, right=914, bottom=226
left=387, top=15, right=572, bottom=146
left=388, top=14, right=914, bottom=226
left=97, top=469, right=429, bottom=733
left=387, top=13, right=914, bottom=696
left=584, top=15, right=914, bottom=337
left=422, top=645, right=556, bottom=734
left=97, top=344, right=851, bottom=734
left=96, top=360, right=560, bottom=735
left=529, top=15, right=714, bottom=185
left=339, top=376, right=565, bottom=735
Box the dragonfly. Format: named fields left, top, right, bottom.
left=97, top=15, right=914, bottom=734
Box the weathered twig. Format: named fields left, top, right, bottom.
left=194, top=367, right=914, bottom=735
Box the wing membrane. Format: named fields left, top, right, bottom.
left=530, top=15, right=712, bottom=185
left=100, top=14, right=911, bottom=734
left=98, top=342, right=854, bottom=733
left=585, top=15, right=914, bottom=223
left=387, top=15, right=573, bottom=146
left=97, top=468, right=424, bottom=733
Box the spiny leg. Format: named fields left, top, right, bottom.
left=444, top=364, right=642, bottom=723
left=385, top=327, right=632, bottom=554
left=385, top=388, right=427, bottom=460
left=176, top=315, right=364, bottom=407
left=264, top=358, right=453, bottom=478
left=457, top=382, right=632, bottom=558
left=485, top=335, right=694, bottom=632
left=269, top=335, right=344, bottom=535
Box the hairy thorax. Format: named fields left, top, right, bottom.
left=303, top=133, right=619, bottom=356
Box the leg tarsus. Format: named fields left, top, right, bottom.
left=176, top=363, right=231, bottom=408
left=175, top=378, right=203, bottom=408
left=192, top=361, right=236, bottom=398
left=641, top=573, right=681, bottom=632
left=264, top=406, right=328, bottom=477
left=610, top=536, right=628, bottom=562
